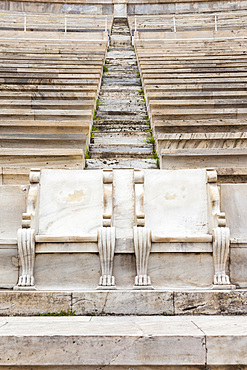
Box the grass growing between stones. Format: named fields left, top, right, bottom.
left=35, top=309, right=76, bottom=316
left=152, top=151, right=160, bottom=169
left=145, top=136, right=155, bottom=145
left=103, top=65, right=109, bottom=73
left=85, top=148, right=91, bottom=159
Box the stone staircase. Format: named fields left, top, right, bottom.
left=86, top=17, right=157, bottom=169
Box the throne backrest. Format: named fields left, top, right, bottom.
left=38, top=170, right=103, bottom=237
left=144, top=169, right=209, bottom=236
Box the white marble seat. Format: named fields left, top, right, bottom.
left=133, top=168, right=233, bottom=289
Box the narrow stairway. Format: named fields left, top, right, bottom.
left=86, top=17, right=157, bottom=169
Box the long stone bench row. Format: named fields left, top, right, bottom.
left=1, top=0, right=247, bottom=17
left=0, top=31, right=108, bottom=184
left=133, top=32, right=247, bottom=181
left=128, top=10, right=247, bottom=34
left=0, top=11, right=113, bottom=32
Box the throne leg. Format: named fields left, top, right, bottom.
left=14, top=228, right=36, bottom=290
left=133, top=226, right=153, bottom=289
left=212, top=227, right=235, bottom=290
left=97, top=226, right=116, bottom=289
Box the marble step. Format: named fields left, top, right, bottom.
left=89, top=148, right=154, bottom=159
left=105, top=69, right=139, bottom=76
left=110, top=35, right=132, bottom=47
left=93, top=124, right=150, bottom=132
left=106, top=66, right=138, bottom=72
left=107, top=50, right=136, bottom=59
left=0, top=100, right=95, bottom=110
left=93, top=131, right=150, bottom=137
left=99, top=97, right=143, bottom=104
left=94, top=116, right=148, bottom=124
left=100, top=85, right=142, bottom=92
left=97, top=107, right=146, bottom=115
left=99, top=97, right=145, bottom=104
left=86, top=158, right=157, bottom=169
left=107, top=59, right=137, bottom=67
left=0, top=316, right=246, bottom=367
left=92, top=135, right=151, bottom=145
left=103, top=77, right=140, bottom=85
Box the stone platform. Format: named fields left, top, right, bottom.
left=1, top=290, right=247, bottom=316
left=0, top=315, right=246, bottom=367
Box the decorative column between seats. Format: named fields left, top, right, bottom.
left=14, top=169, right=40, bottom=290
left=97, top=169, right=116, bottom=289
left=133, top=170, right=153, bottom=289
left=207, top=169, right=235, bottom=290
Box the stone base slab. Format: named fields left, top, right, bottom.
left=0, top=316, right=246, bottom=366
left=1, top=290, right=247, bottom=316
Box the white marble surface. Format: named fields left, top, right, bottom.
left=114, top=3, right=127, bottom=17
left=144, top=169, right=208, bottom=236
left=0, top=185, right=27, bottom=239
left=221, top=184, right=247, bottom=241
left=112, top=170, right=135, bottom=252
left=0, top=316, right=246, bottom=366
left=38, top=170, right=103, bottom=237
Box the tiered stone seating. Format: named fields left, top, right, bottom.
left=129, top=10, right=247, bottom=34
left=0, top=17, right=111, bottom=184
left=133, top=28, right=247, bottom=181
left=0, top=11, right=113, bottom=33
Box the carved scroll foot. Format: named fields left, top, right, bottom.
left=212, top=227, right=235, bottom=290
left=97, top=226, right=116, bottom=289
left=133, top=226, right=153, bottom=289
left=14, top=228, right=36, bottom=290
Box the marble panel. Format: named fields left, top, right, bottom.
left=144, top=169, right=208, bottom=236
left=221, top=184, right=247, bottom=241
left=230, top=247, right=247, bottom=288
left=149, top=253, right=214, bottom=288
left=34, top=253, right=101, bottom=290
left=103, top=4, right=114, bottom=14
left=114, top=3, right=127, bottom=17
left=0, top=248, right=18, bottom=288
left=193, top=316, right=247, bottom=365
left=0, top=292, right=71, bottom=316
left=72, top=290, right=173, bottom=315
left=175, top=291, right=247, bottom=315
left=0, top=185, right=27, bottom=239
left=38, top=170, right=103, bottom=237
left=34, top=251, right=214, bottom=290
left=112, top=170, right=135, bottom=252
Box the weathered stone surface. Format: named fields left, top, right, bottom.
left=72, top=290, right=174, bottom=315
left=175, top=290, right=247, bottom=315
left=35, top=253, right=100, bottom=290
left=0, top=290, right=247, bottom=316
left=0, top=185, right=27, bottom=239
left=0, top=292, right=71, bottom=316
left=221, top=184, right=247, bottom=240
left=0, top=316, right=246, bottom=366
left=145, top=169, right=208, bottom=236
left=0, top=316, right=205, bottom=366
left=230, top=247, right=247, bottom=288
left=193, top=316, right=247, bottom=365
left=149, top=253, right=214, bottom=288
left=38, top=170, right=103, bottom=237
left=87, top=17, right=157, bottom=169
left=0, top=248, right=18, bottom=287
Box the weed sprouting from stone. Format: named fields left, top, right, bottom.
left=35, top=309, right=76, bottom=316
